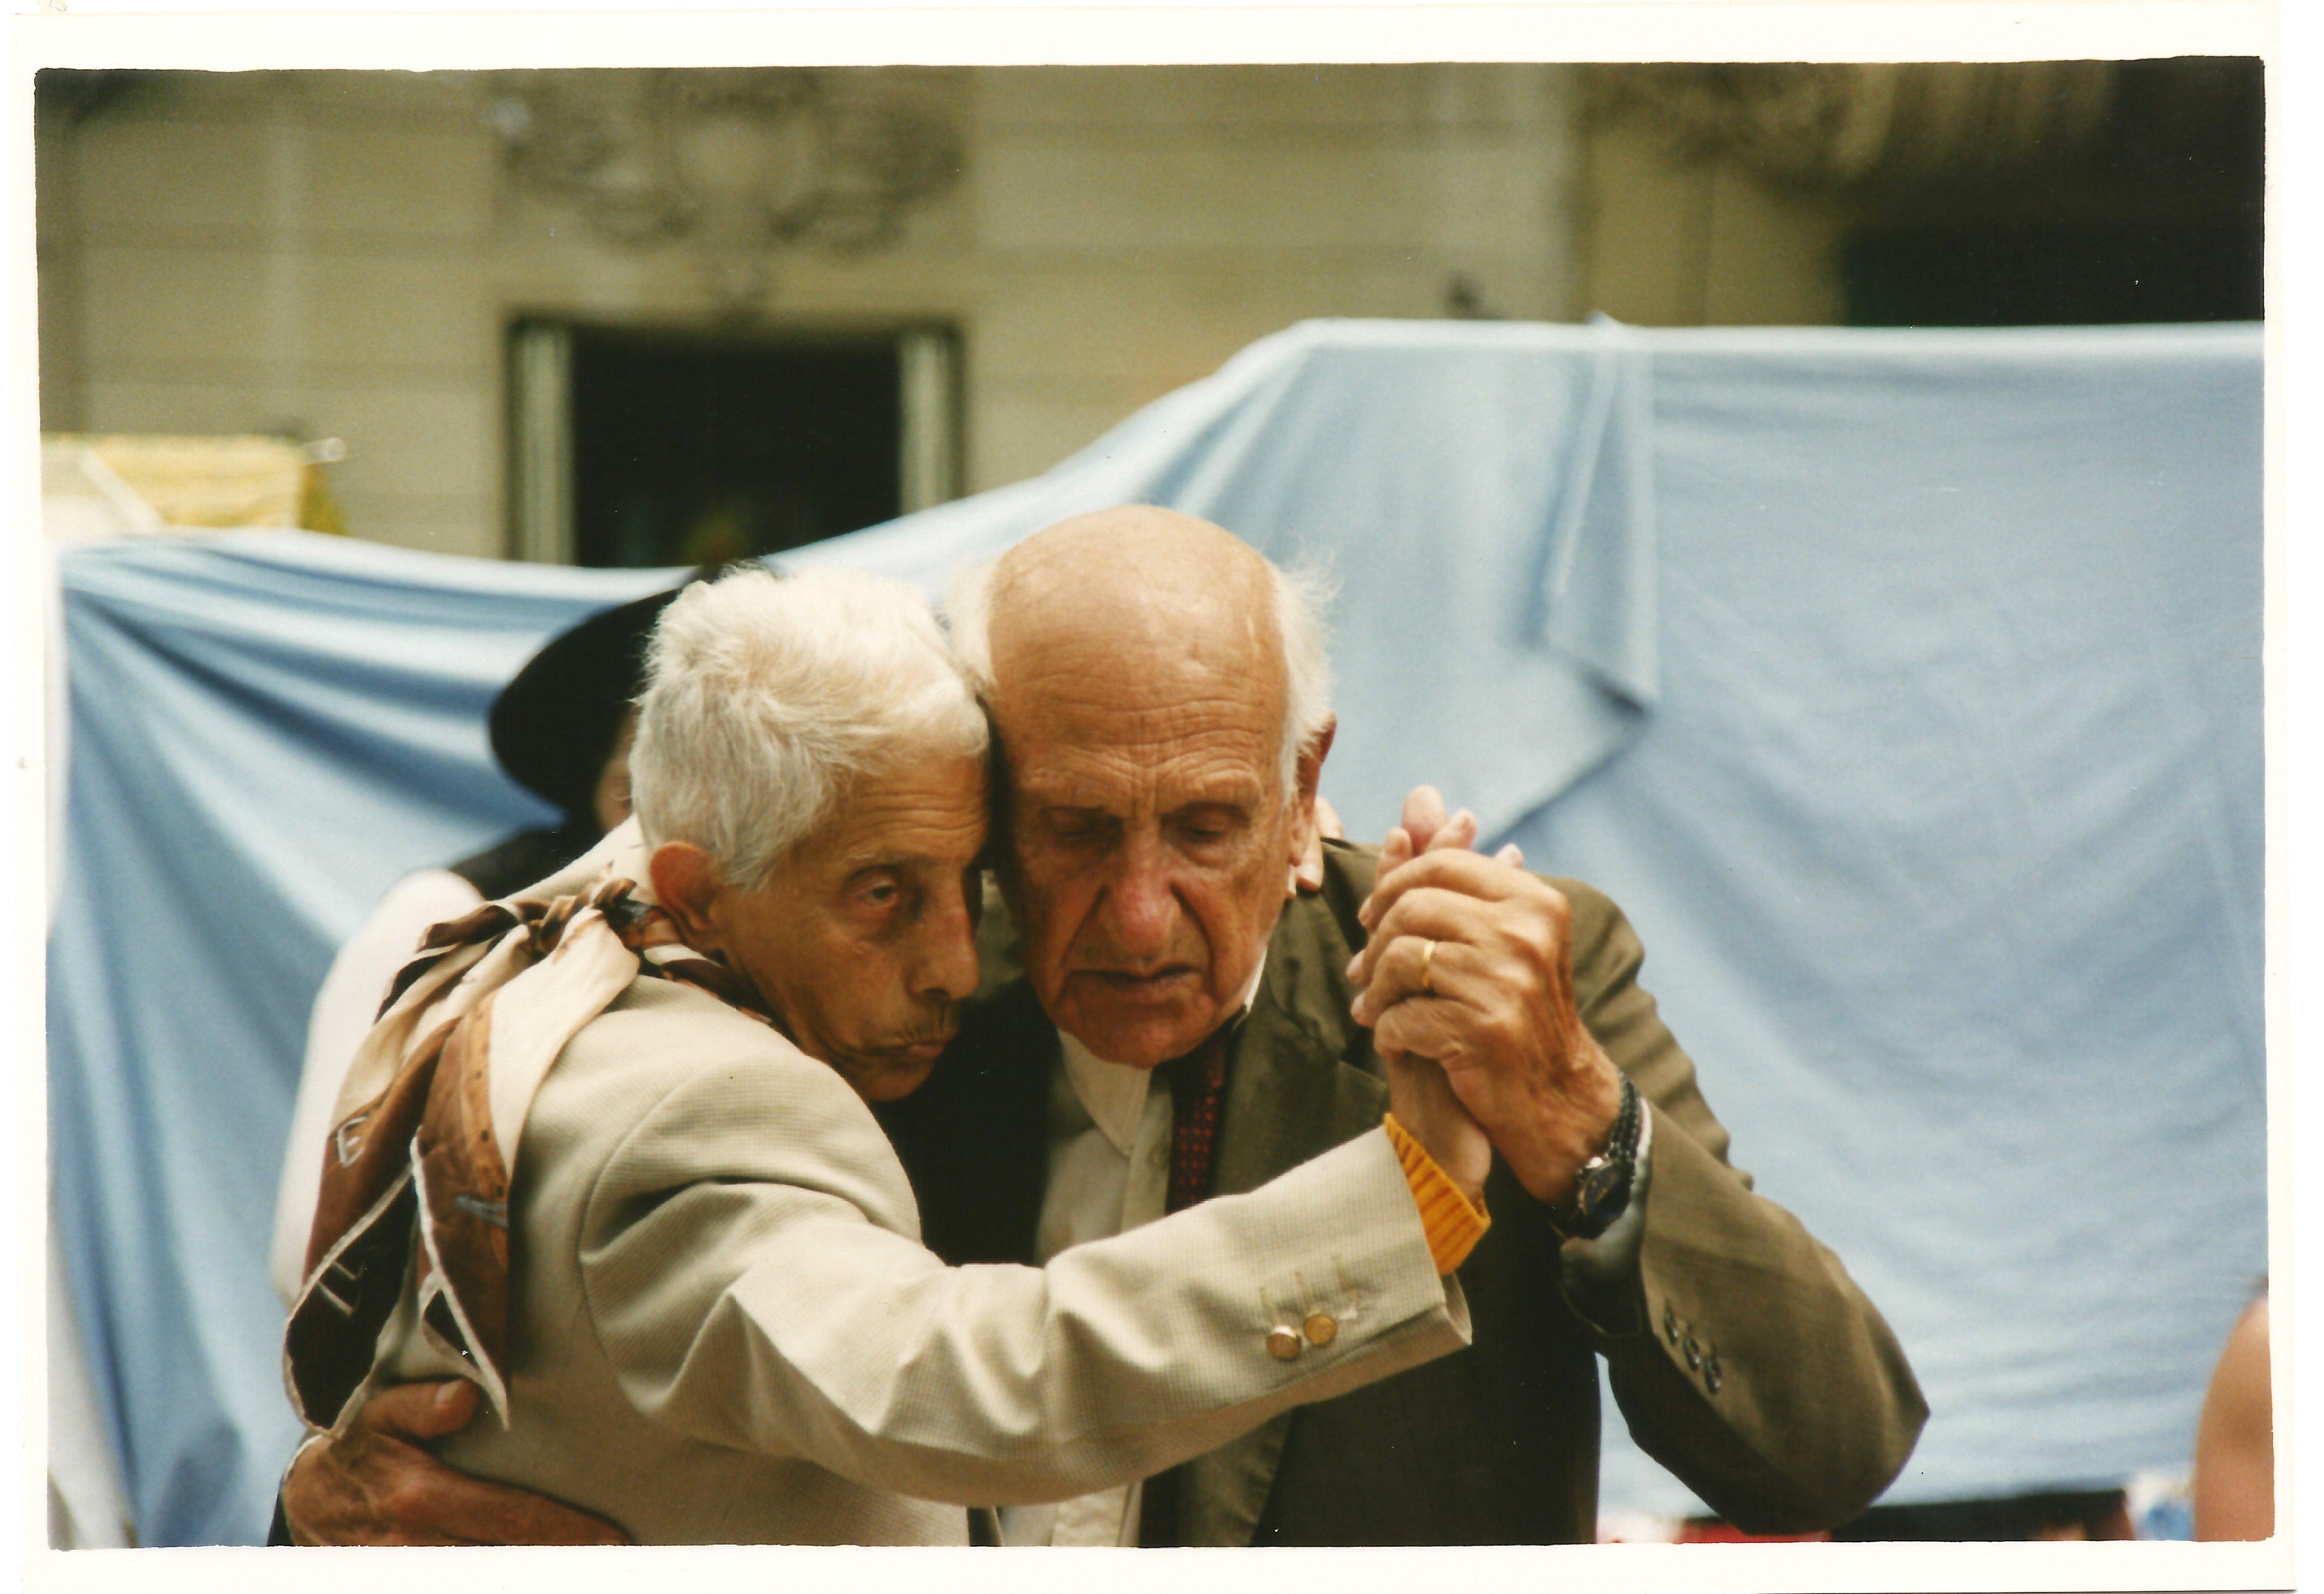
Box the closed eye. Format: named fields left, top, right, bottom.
left=1038, top=808, right=1113, bottom=844
left=849, top=869, right=906, bottom=910
left=1173, top=803, right=1246, bottom=845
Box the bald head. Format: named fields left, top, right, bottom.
left=1000, top=508, right=1280, bottom=742
left=942, top=506, right=1336, bottom=1066
left=948, top=506, right=1331, bottom=789
left=995, top=505, right=1275, bottom=621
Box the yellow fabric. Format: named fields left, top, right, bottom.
left=52, top=434, right=310, bottom=528
left=1383, top=1114, right=1491, bottom=1274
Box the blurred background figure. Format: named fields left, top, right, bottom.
left=2192, top=1292, right=2273, bottom=1541
left=265, top=580, right=692, bottom=1308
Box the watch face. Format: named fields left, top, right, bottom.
left=1577, top=1159, right=1623, bottom=1218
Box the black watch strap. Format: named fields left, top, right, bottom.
left=1548, top=1074, right=1641, bottom=1241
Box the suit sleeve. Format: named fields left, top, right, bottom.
left=576, top=1042, right=1470, bottom=1507
left=1558, top=880, right=1929, bottom=1532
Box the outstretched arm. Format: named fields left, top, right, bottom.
left=575, top=1053, right=1471, bottom=1508
left=284, top=1042, right=1477, bottom=1542
left=1348, top=787, right=1927, bottom=1532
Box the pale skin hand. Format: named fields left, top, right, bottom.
left=1346, top=786, right=1623, bottom=1208
left=1370, top=804, right=1493, bottom=1200
left=283, top=1379, right=627, bottom=1545
left=1303, top=790, right=1516, bottom=885
left=1304, top=790, right=1492, bottom=1198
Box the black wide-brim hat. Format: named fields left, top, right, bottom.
left=488, top=582, right=691, bottom=818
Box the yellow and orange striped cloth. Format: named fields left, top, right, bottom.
left=1383, top=1113, right=1491, bottom=1274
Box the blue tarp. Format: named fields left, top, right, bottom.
left=49, top=319, right=2263, bottom=1544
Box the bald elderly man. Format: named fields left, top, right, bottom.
left=287, top=508, right=1924, bottom=1546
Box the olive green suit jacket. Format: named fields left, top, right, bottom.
left=877, top=841, right=1927, bottom=1545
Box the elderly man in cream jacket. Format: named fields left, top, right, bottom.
left=282, top=566, right=1496, bottom=1546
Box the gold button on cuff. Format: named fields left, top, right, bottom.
left=1303, top=1312, right=1339, bottom=1347
left=1266, top=1326, right=1303, bottom=1361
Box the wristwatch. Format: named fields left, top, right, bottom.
left=1550, top=1075, right=1641, bottom=1241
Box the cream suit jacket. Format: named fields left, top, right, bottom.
left=366, top=971, right=1471, bottom=1545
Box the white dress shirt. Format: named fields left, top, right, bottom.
left=1000, top=962, right=1265, bottom=1547
left=994, top=955, right=1657, bottom=1547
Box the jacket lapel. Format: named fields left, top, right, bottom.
left=1212, top=902, right=1386, bottom=1200
left=1184, top=849, right=1387, bottom=1546
left=876, top=973, right=1055, bottom=1268
left=890, top=850, right=1392, bottom=1546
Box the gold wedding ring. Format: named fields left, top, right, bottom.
left=1419, top=937, right=1437, bottom=996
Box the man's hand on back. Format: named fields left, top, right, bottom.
left=1346, top=787, right=1623, bottom=1209
left=284, top=1379, right=629, bottom=1546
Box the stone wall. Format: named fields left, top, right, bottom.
left=37, top=65, right=1587, bottom=560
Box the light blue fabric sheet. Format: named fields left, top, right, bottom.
left=50, top=539, right=672, bottom=1546
left=49, top=319, right=2261, bottom=1544
left=1526, top=326, right=2266, bottom=1517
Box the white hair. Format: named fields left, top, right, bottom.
left=629, top=565, right=988, bottom=889
left=944, top=546, right=1334, bottom=794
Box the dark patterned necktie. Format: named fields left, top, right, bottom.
left=1160, top=1024, right=1234, bottom=1214
left=1139, top=1021, right=1237, bottom=1546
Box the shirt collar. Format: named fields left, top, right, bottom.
left=1057, top=952, right=1268, bottom=1156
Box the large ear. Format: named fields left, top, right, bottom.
left=649, top=841, right=726, bottom=953
left=1286, top=716, right=1338, bottom=895
left=1296, top=716, right=1336, bottom=806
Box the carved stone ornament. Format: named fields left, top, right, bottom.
left=1584, top=63, right=2118, bottom=197
left=482, top=68, right=963, bottom=308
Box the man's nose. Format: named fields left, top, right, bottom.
left=912, top=881, right=982, bottom=1003
left=1097, top=830, right=1178, bottom=959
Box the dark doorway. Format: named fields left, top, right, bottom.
left=508, top=319, right=958, bottom=568
left=564, top=324, right=901, bottom=568
left=1840, top=217, right=2263, bottom=327
left=1839, top=56, right=2264, bottom=327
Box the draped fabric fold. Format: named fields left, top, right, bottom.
left=799, top=318, right=1664, bottom=844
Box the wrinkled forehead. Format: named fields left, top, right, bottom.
left=988, top=609, right=1284, bottom=797
left=982, top=520, right=1292, bottom=794
left=1001, top=690, right=1280, bottom=812
left=789, top=752, right=991, bottom=878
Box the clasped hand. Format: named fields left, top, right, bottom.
left=1346, top=788, right=1625, bottom=1209
left=283, top=1380, right=627, bottom=1545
